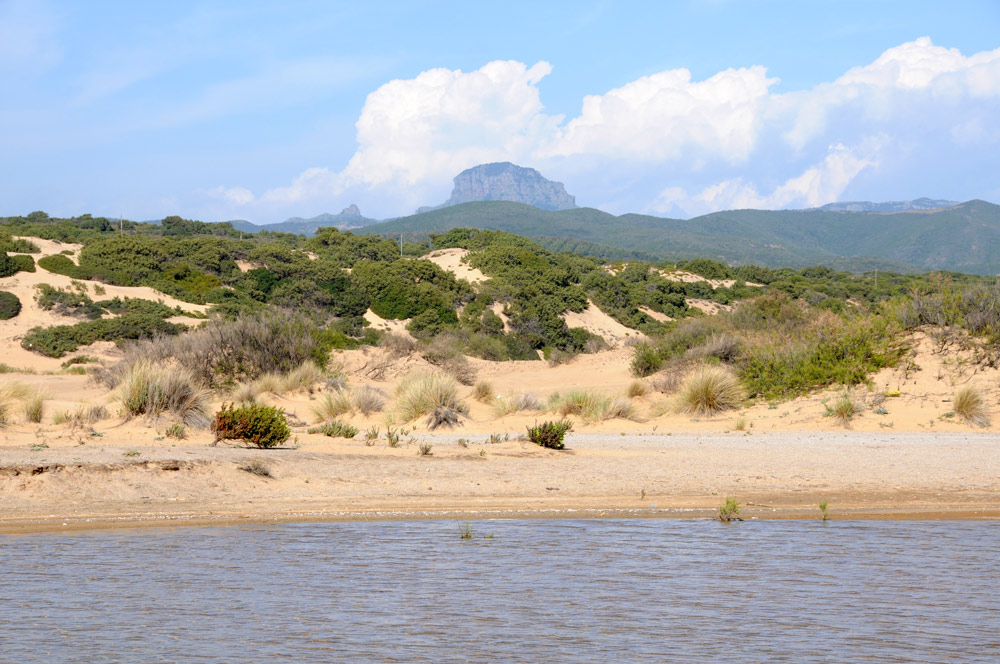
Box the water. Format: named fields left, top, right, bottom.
left=1, top=519, right=998, bottom=663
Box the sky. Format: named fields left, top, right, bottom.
left=2, top=0, right=999, bottom=223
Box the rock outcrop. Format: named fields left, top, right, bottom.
left=419, top=162, right=577, bottom=213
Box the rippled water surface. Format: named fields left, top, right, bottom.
left=2, top=519, right=999, bottom=663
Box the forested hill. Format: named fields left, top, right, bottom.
left=363, top=199, right=1000, bottom=274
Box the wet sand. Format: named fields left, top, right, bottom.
left=3, top=432, right=998, bottom=533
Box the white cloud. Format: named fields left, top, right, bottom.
left=207, top=186, right=255, bottom=206
left=222, top=38, right=1000, bottom=219
left=654, top=139, right=884, bottom=217
left=541, top=66, right=777, bottom=163
left=342, top=60, right=560, bottom=187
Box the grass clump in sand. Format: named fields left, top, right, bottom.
left=473, top=380, right=494, bottom=403
left=824, top=390, right=860, bottom=427
left=673, top=366, right=744, bottom=416
left=719, top=497, right=743, bottom=522
left=626, top=380, right=649, bottom=398
left=353, top=385, right=387, bottom=416
left=52, top=404, right=108, bottom=426
left=115, top=361, right=212, bottom=428
left=312, top=388, right=354, bottom=422
left=395, top=372, right=468, bottom=423
left=548, top=391, right=636, bottom=422
left=952, top=385, right=989, bottom=427
left=492, top=393, right=540, bottom=417
left=239, top=458, right=273, bottom=478
left=22, top=390, right=46, bottom=423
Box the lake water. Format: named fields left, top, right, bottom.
left=1, top=518, right=998, bottom=663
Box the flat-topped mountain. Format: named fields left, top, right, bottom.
left=418, top=162, right=577, bottom=213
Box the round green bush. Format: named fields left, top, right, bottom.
left=211, top=403, right=290, bottom=449
left=0, top=291, right=21, bottom=320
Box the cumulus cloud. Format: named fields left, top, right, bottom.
left=541, top=66, right=777, bottom=163
left=654, top=139, right=885, bottom=217
left=222, top=37, right=1000, bottom=219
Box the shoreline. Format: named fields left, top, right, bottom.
left=3, top=431, right=999, bottom=534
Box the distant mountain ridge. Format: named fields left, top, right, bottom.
left=361, top=199, right=1000, bottom=275
left=226, top=204, right=380, bottom=236
left=417, top=162, right=576, bottom=213
left=817, top=198, right=958, bottom=213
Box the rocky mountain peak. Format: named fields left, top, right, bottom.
left=420, top=162, right=576, bottom=213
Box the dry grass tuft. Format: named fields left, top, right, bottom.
left=115, top=361, right=212, bottom=428
left=492, top=392, right=541, bottom=417
left=473, top=380, right=494, bottom=403
left=953, top=385, right=989, bottom=427
left=396, top=372, right=468, bottom=423
left=353, top=385, right=387, bottom=416
left=626, top=380, right=649, bottom=398
left=239, top=457, right=272, bottom=478
left=674, top=366, right=745, bottom=416
left=22, top=389, right=46, bottom=423
left=312, top=388, right=354, bottom=422
left=825, top=390, right=860, bottom=427
left=282, top=363, right=325, bottom=394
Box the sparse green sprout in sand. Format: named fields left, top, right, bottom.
left=825, top=390, right=859, bottom=427
left=123, top=450, right=141, bottom=457
left=718, top=497, right=742, bottom=522
left=418, top=442, right=433, bottom=456
left=819, top=501, right=830, bottom=521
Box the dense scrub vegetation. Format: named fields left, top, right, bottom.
left=6, top=212, right=1000, bottom=403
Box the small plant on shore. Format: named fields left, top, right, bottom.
left=165, top=423, right=186, bottom=439
left=363, top=425, right=380, bottom=446
left=116, top=361, right=211, bottom=428
left=825, top=390, right=859, bottom=427
left=457, top=438, right=468, bottom=448
left=718, top=497, right=742, bottom=522
left=418, top=442, right=433, bottom=456
left=385, top=424, right=401, bottom=447
left=212, top=403, right=290, bottom=449
left=123, top=449, right=141, bottom=457
left=733, top=416, right=747, bottom=431
left=459, top=522, right=475, bottom=539
left=308, top=420, right=359, bottom=438
left=239, top=457, right=272, bottom=478
left=675, top=366, right=744, bottom=416
left=953, top=385, right=989, bottom=427
left=819, top=501, right=829, bottom=521
left=527, top=420, right=572, bottom=450
left=486, top=432, right=509, bottom=444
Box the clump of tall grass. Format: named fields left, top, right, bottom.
left=23, top=389, right=46, bottom=424
left=353, top=385, right=386, bottom=416
left=115, top=361, right=212, bottom=428
left=312, top=388, right=354, bottom=422
left=824, top=390, right=860, bottom=427
left=473, top=380, right=494, bottom=403
left=547, top=391, right=636, bottom=421
left=421, top=333, right=477, bottom=386
left=307, top=420, right=359, bottom=438
left=281, top=362, right=325, bottom=394
left=492, top=393, right=541, bottom=417
left=673, top=366, right=744, bottom=416
left=953, top=385, right=989, bottom=427
left=626, top=380, right=649, bottom=398
left=52, top=404, right=108, bottom=426
left=395, top=372, right=468, bottom=423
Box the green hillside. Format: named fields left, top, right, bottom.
left=363, top=200, right=1000, bottom=274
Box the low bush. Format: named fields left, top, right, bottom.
left=308, top=419, right=359, bottom=438
left=626, top=380, right=649, bottom=397
left=527, top=420, right=573, bottom=449
left=0, top=291, right=21, bottom=320
left=824, top=390, right=859, bottom=427
left=212, top=403, right=290, bottom=448
left=11, top=255, right=35, bottom=273
left=630, top=342, right=663, bottom=377
left=37, top=254, right=93, bottom=279
left=674, top=366, right=744, bottom=416
left=395, top=372, right=468, bottom=422
left=22, top=316, right=184, bottom=358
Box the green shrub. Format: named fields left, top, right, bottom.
left=527, top=420, right=573, bottom=449
left=0, top=291, right=21, bottom=320
left=308, top=420, right=359, bottom=438
left=11, top=255, right=35, bottom=273
left=212, top=403, right=290, bottom=448
left=630, top=342, right=663, bottom=377
left=22, top=315, right=184, bottom=358
left=37, top=254, right=93, bottom=279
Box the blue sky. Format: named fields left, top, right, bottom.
left=2, top=0, right=999, bottom=223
